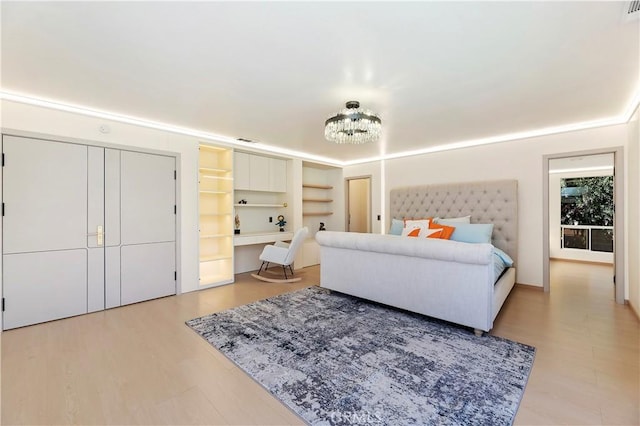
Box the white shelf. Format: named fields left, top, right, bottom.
left=303, top=198, right=333, bottom=202
left=199, top=255, right=233, bottom=262
left=200, top=213, right=232, bottom=217
left=303, top=212, right=334, bottom=216
left=234, top=203, right=286, bottom=208
left=199, top=276, right=233, bottom=288
left=200, top=190, right=232, bottom=195
left=303, top=184, right=333, bottom=189
left=234, top=231, right=294, bottom=246
left=200, top=174, right=233, bottom=181
left=199, top=166, right=231, bottom=174
left=200, top=233, right=233, bottom=239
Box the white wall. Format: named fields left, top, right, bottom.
left=627, top=111, right=639, bottom=316
left=548, top=168, right=614, bottom=263
left=1, top=100, right=202, bottom=294
left=372, top=124, right=629, bottom=289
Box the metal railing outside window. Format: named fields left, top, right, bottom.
left=561, top=225, right=614, bottom=252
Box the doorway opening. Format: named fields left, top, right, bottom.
left=543, top=148, right=625, bottom=304
left=346, top=177, right=371, bottom=233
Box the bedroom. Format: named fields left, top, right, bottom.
left=1, top=1, right=639, bottom=425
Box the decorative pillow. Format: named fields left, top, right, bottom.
left=428, top=223, right=455, bottom=240
left=389, top=218, right=404, bottom=236
left=403, top=228, right=421, bottom=237
left=425, top=229, right=443, bottom=239
left=450, top=223, right=494, bottom=244
left=493, top=247, right=514, bottom=267
left=401, top=219, right=431, bottom=237
left=435, top=215, right=471, bottom=225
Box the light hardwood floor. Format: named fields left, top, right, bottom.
left=1, top=261, right=638, bottom=425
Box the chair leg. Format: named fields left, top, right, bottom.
left=283, top=265, right=288, bottom=280
left=257, top=261, right=266, bottom=275
left=288, top=265, right=294, bottom=276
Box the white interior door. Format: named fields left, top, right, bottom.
left=347, top=177, right=371, bottom=233
left=118, top=151, right=176, bottom=305
left=2, top=137, right=178, bottom=329
left=2, top=136, right=90, bottom=329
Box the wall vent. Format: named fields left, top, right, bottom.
left=629, top=1, right=640, bottom=14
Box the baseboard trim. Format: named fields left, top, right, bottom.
left=550, top=257, right=613, bottom=266
left=515, top=283, right=544, bottom=291
left=627, top=301, right=640, bottom=322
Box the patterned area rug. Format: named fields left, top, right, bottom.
left=187, top=286, right=535, bottom=425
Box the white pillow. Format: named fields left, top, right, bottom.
left=401, top=219, right=431, bottom=237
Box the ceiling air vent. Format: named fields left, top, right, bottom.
left=237, top=138, right=258, bottom=143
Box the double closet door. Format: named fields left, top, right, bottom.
left=2, top=135, right=176, bottom=330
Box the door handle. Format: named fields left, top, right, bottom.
left=88, top=225, right=104, bottom=246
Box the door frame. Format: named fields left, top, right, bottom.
left=542, top=146, right=625, bottom=304
left=345, top=175, right=372, bottom=233
left=1, top=128, right=182, bottom=330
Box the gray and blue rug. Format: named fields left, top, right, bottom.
left=187, top=286, right=535, bottom=425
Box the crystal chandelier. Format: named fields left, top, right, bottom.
left=324, top=101, right=382, bottom=144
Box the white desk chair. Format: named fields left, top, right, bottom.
left=252, top=227, right=309, bottom=283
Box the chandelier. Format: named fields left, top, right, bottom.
left=324, top=101, right=382, bottom=144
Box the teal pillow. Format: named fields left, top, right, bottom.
left=450, top=223, right=494, bottom=244
left=493, top=247, right=514, bottom=267
left=389, top=218, right=404, bottom=236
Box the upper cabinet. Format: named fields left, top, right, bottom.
left=234, top=151, right=287, bottom=192
left=269, top=158, right=287, bottom=193
left=234, top=152, right=251, bottom=190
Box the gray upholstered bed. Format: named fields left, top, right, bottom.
left=389, top=180, right=518, bottom=265
left=317, top=180, right=518, bottom=334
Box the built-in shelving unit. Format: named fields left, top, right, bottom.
left=301, top=163, right=343, bottom=267
left=302, top=184, right=334, bottom=217
left=199, top=144, right=234, bottom=287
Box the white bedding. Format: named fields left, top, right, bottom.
left=316, top=231, right=516, bottom=333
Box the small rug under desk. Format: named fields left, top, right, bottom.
left=187, top=286, right=535, bottom=426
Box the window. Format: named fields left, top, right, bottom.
left=560, top=176, right=613, bottom=253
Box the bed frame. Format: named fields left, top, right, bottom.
left=318, top=180, right=518, bottom=335
left=390, top=179, right=518, bottom=265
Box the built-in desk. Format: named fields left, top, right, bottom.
left=234, top=231, right=294, bottom=247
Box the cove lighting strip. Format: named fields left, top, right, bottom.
left=1, top=88, right=639, bottom=167
left=0, top=91, right=343, bottom=166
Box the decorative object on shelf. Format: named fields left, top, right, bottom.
left=324, top=100, right=381, bottom=144
left=234, top=214, right=241, bottom=234
left=239, top=199, right=248, bottom=204
left=319, top=222, right=326, bottom=231
left=276, top=215, right=287, bottom=232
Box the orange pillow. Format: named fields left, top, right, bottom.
left=406, top=228, right=421, bottom=237
left=426, top=229, right=443, bottom=239
left=429, top=223, right=455, bottom=240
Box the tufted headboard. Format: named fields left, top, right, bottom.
left=390, top=180, right=518, bottom=264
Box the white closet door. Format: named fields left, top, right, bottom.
left=118, top=151, right=176, bottom=305
left=2, top=136, right=89, bottom=329
left=121, top=242, right=176, bottom=305
left=3, top=250, right=88, bottom=329
left=2, top=136, right=87, bottom=253
left=121, top=151, right=175, bottom=244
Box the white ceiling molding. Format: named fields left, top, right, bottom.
left=2, top=88, right=638, bottom=168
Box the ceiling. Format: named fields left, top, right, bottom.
left=1, top=2, right=639, bottom=165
